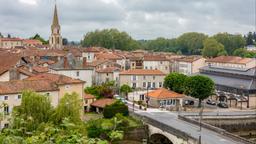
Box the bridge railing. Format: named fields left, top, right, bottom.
left=130, top=112, right=198, bottom=144
left=178, top=115, right=255, bottom=144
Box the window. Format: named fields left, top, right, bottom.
left=153, top=76, right=155, bottom=80
left=132, top=83, right=137, bottom=88
left=4, top=106, right=9, bottom=115
left=4, top=96, right=8, bottom=100
left=132, top=75, right=136, bottom=81
left=145, top=66, right=148, bottom=69
left=147, top=82, right=151, bottom=88
left=152, top=82, right=156, bottom=88
left=46, top=93, right=50, bottom=96
left=159, top=82, right=163, bottom=88
left=4, top=123, right=9, bottom=128
left=160, top=61, right=163, bottom=64
left=85, top=99, right=88, bottom=104
left=140, top=94, right=145, bottom=101
left=143, top=76, right=146, bottom=80
left=17, top=95, right=22, bottom=99
left=65, top=85, right=70, bottom=89
left=150, top=66, right=153, bottom=69
left=76, top=71, right=80, bottom=77
left=106, top=73, right=109, bottom=76
left=143, top=82, right=146, bottom=88
left=106, top=78, right=109, bottom=82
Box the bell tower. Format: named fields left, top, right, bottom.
left=49, top=1, right=62, bottom=49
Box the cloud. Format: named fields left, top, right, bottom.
left=0, top=0, right=254, bottom=41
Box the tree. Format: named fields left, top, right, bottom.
left=12, top=91, right=53, bottom=132
left=7, top=34, right=11, bottom=38
left=185, top=75, right=214, bottom=107
left=245, top=32, right=254, bottom=45
left=164, top=73, right=187, bottom=94
left=176, top=32, right=208, bottom=55
left=202, top=38, right=227, bottom=58
left=103, top=101, right=129, bottom=119
left=30, top=34, right=48, bottom=44
left=213, top=33, right=246, bottom=55
left=62, top=38, right=69, bottom=45
left=120, top=84, right=132, bottom=99
left=142, top=37, right=179, bottom=52
left=81, top=29, right=140, bottom=51
left=0, top=32, right=3, bottom=38
left=52, top=92, right=82, bottom=124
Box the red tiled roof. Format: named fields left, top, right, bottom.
left=91, top=98, right=116, bottom=108
left=96, top=67, right=120, bottom=73
left=0, top=52, right=21, bottom=75
left=23, top=39, right=42, bottom=45
left=32, top=66, right=49, bottom=73
left=206, top=56, right=253, bottom=64
left=144, top=55, right=168, bottom=61
left=120, top=69, right=165, bottom=75
left=84, top=93, right=96, bottom=99
left=0, top=80, right=59, bottom=95
left=176, top=56, right=203, bottom=63
left=0, top=38, right=23, bottom=41
left=147, top=88, right=184, bottom=99
left=26, top=73, right=84, bottom=85
left=95, top=53, right=122, bottom=60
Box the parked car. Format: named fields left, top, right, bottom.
left=206, top=99, right=216, bottom=105
left=217, top=102, right=228, bottom=108
left=184, top=100, right=194, bottom=105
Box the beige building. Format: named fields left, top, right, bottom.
left=143, top=55, right=170, bottom=74
left=0, top=73, right=85, bottom=128
left=95, top=67, right=120, bottom=85
left=0, top=38, right=23, bottom=49
left=119, top=69, right=166, bottom=89
left=174, top=56, right=206, bottom=75
left=206, top=56, right=256, bottom=70
left=84, top=93, right=96, bottom=112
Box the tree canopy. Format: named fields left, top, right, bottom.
left=30, top=34, right=48, bottom=44
left=202, top=38, right=227, bottom=58
left=120, top=84, right=132, bottom=99
left=81, top=29, right=140, bottom=51
left=164, top=73, right=188, bottom=94
left=176, top=32, right=208, bottom=55
left=185, top=75, right=214, bottom=107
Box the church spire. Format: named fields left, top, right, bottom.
left=49, top=1, right=63, bottom=49
left=52, top=3, right=59, bottom=27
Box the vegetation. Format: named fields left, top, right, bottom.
left=81, top=29, right=140, bottom=51
left=164, top=73, right=188, bottom=94
left=103, top=101, right=129, bottom=119
left=185, top=75, right=215, bottom=107
left=202, top=38, right=227, bottom=58
left=120, top=84, right=132, bottom=99
left=84, top=81, right=116, bottom=99
left=233, top=48, right=256, bottom=58
left=30, top=34, right=48, bottom=44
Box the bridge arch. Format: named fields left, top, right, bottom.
left=149, top=133, right=173, bottom=144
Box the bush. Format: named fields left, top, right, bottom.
left=103, top=101, right=129, bottom=119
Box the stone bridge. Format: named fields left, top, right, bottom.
left=131, top=111, right=253, bottom=144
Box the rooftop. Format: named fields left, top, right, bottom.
left=206, top=56, right=254, bottom=64
left=147, top=88, right=184, bottom=99
left=91, top=98, right=116, bottom=108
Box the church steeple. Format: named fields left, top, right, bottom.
left=49, top=1, right=62, bottom=49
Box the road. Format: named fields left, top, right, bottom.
left=135, top=110, right=245, bottom=144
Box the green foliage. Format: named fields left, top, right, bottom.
left=213, top=33, right=246, bottom=55
left=103, top=101, right=129, bottom=119
left=30, top=34, right=48, bottom=44
left=185, top=75, right=214, bottom=107
left=82, top=29, right=140, bottom=51
left=176, top=32, right=208, bottom=55
left=233, top=48, right=256, bottom=58
left=164, top=73, right=188, bottom=93
left=120, top=84, right=132, bottom=98
left=13, top=91, right=53, bottom=132
left=52, top=92, right=82, bottom=124
left=85, top=81, right=115, bottom=99
left=141, top=37, right=179, bottom=52
left=245, top=32, right=255, bottom=45
left=202, top=38, right=227, bottom=58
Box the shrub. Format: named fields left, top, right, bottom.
left=103, top=101, right=129, bottom=118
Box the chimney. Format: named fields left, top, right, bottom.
left=63, top=57, right=69, bottom=69
left=83, top=57, right=87, bottom=68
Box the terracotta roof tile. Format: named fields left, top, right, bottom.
left=206, top=56, right=253, bottom=64
left=120, top=69, right=165, bottom=75
left=84, top=93, right=96, bottom=99
left=176, top=55, right=203, bottom=63
left=0, top=52, right=21, bottom=75
left=0, top=80, right=58, bottom=95
left=91, top=98, right=116, bottom=108
left=147, top=88, right=184, bottom=99
left=96, top=67, right=120, bottom=73
left=32, top=66, right=49, bottom=73
left=26, top=73, right=84, bottom=85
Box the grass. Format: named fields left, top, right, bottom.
left=83, top=112, right=103, bottom=122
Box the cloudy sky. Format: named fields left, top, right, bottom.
left=0, top=0, right=255, bottom=41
